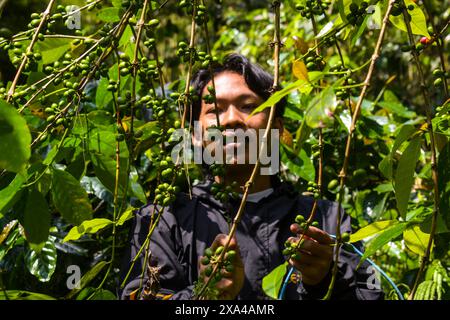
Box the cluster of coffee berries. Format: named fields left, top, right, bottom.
left=311, top=143, right=322, bottom=158
left=295, top=0, right=330, bottom=18
left=154, top=182, right=180, bottom=206
left=346, top=1, right=369, bottom=26
left=197, top=51, right=218, bottom=69
left=137, top=57, right=161, bottom=83
left=432, top=68, right=449, bottom=87
left=147, top=98, right=169, bottom=121
left=282, top=214, right=319, bottom=258
left=201, top=245, right=236, bottom=279
left=336, top=78, right=358, bottom=100
left=176, top=41, right=193, bottom=62
left=202, top=85, right=216, bottom=104
left=211, top=181, right=239, bottom=203
left=304, top=52, right=325, bottom=71
left=177, top=1, right=208, bottom=24
left=306, top=181, right=321, bottom=199
left=390, top=1, right=415, bottom=17
left=118, top=53, right=132, bottom=77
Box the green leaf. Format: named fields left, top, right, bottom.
left=359, top=223, right=408, bottom=266
left=305, top=86, right=336, bottom=128
left=52, top=169, right=93, bottom=225
left=262, top=261, right=288, bottom=299
left=0, top=100, right=32, bottom=173
left=377, top=101, right=416, bottom=118
left=403, top=224, right=430, bottom=256
left=0, top=171, right=26, bottom=215
left=379, top=125, right=417, bottom=180
left=281, top=145, right=315, bottom=182
left=23, top=189, right=50, bottom=250
left=438, top=141, right=450, bottom=229
left=0, top=290, right=56, bottom=300
left=97, top=7, right=121, bottom=22
left=63, top=218, right=113, bottom=242
left=116, top=207, right=136, bottom=226
left=249, top=78, right=313, bottom=116
left=394, top=136, right=422, bottom=219
left=66, top=261, right=109, bottom=299
left=350, top=220, right=398, bottom=243
left=35, top=38, right=71, bottom=65
left=388, top=0, right=430, bottom=37
left=89, top=130, right=129, bottom=197
left=90, top=289, right=117, bottom=300
left=25, top=236, right=57, bottom=282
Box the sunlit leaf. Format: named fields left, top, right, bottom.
left=404, top=224, right=430, bottom=256
left=389, top=0, right=430, bottom=37
left=262, top=261, right=288, bottom=299
left=359, top=223, right=408, bottom=266
left=394, top=136, right=422, bottom=219
left=0, top=100, right=31, bottom=173
left=52, top=169, right=93, bottom=225
left=25, top=236, right=57, bottom=282
left=23, top=188, right=50, bottom=251
left=63, top=218, right=113, bottom=242
left=350, top=220, right=398, bottom=243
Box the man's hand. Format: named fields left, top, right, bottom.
left=288, top=223, right=334, bottom=286
left=198, top=234, right=245, bottom=300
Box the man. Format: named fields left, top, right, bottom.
left=120, top=53, right=384, bottom=300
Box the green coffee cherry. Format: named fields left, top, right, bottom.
left=215, top=246, right=224, bottom=256
left=295, top=215, right=305, bottom=224
left=204, top=248, right=213, bottom=258
left=225, top=250, right=236, bottom=261
left=204, top=265, right=213, bottom=277
left=434, top=78, right=443, bottom=87
left=201, top=256, right=210, bottom=265
left=341, top=232, right=350, bottom=243
left=225, top=264, right=234, bottom=272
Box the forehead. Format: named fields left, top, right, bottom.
left=202, top=71, right=259, bottom=98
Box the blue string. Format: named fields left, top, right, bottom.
left=277, top=235, right=405, bottom=300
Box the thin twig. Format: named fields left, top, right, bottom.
left=6, top=0, right=57, bottom=102
left=322, top=0, right=396, bottom=300
left=195, top=0, right=282, bottom=300
left=401, top=1, right=441, bottom=300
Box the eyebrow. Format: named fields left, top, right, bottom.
left=214, top=93, right=261, bottom=105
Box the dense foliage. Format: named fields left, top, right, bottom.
left=0, top=0, right=449, bottom=300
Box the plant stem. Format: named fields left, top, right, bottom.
left=6, top=0, right=57, bottom=102
left=423, top=0, right=449, bottom=99
left=195, top=0, right=282, bottom=300
left=400, top=1, right=441, bottom=300
left=322, top=0, right=396, bottom=300
left=181, top=0, right=198, bottom=130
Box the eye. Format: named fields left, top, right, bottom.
left=242, top=104, right=256, bottom=111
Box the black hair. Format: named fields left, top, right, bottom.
left=189, top=53, right=286, bottom=127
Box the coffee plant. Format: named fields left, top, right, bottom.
left=0, top=0, right=449, bottom=301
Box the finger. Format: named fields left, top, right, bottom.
left=290, top=224, right=334, bottom=245
left=216, top=278, right=233, bottom=291
left=211, top=234, right=238, bottom=251
left=288, top=259, right=327, bottom=282
left=287, top=237, right=312, bottom=255
left=290, top=251, right=319, bottom=265
left=300, top=239, right=333, bottom=259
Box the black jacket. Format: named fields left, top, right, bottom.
left=119, top=178, right=384, bottom=300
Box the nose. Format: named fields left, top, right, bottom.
left=220, top=105, right=246, bottom=130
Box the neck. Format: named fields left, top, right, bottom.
left=215, top=165, right=272, bottom=194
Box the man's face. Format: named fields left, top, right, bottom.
left=196, top=71, right=270, bottom=165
